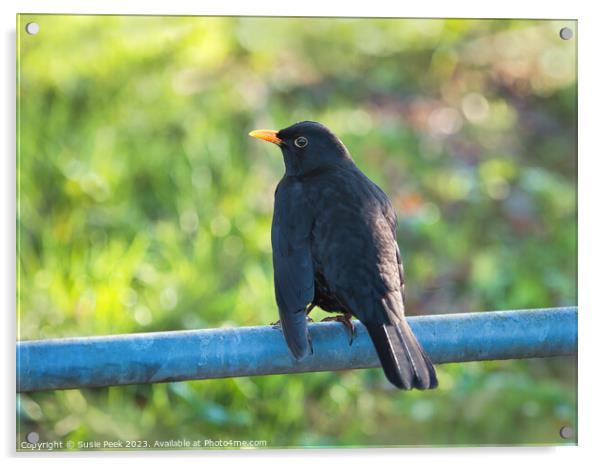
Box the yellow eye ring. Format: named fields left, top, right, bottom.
left=294, top=136, right=308, bottom=148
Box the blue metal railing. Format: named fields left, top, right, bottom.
left=16, top=307, right=577, bottom=392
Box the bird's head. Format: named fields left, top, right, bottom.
left=249, top=121, right=352, bottom=176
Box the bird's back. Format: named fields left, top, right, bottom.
left=301, top=164, right=403, bottom=324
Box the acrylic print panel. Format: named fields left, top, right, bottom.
left=17, top=15, right=577, bottom=450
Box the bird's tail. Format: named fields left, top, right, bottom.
left=365, top=318, right=438, bottom=390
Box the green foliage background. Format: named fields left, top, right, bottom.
left=17, top=15, right=577, bottom=448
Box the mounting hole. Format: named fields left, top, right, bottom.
left=559, top=425, right=574, bottom=439
left=25, top=22, right=40, bottom=35
left=559, top=27, right=573, bottom=40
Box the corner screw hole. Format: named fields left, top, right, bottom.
left=25, top=22, right=39, bottom=35
left=559, top=425, right=574, bottom=439
left=559, top=27, right=573, bottom=40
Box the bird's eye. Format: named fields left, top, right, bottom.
left=294, top=136, right=308, bottom=148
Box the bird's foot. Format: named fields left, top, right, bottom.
left=321, top=313, right=356, bottom=345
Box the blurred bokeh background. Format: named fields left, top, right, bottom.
left=17, top=15, right=576, bottom=448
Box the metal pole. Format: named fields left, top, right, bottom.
left=16, top=307, right=577, bottom=392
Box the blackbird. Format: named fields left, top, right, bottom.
left=249, top=121, right=437, bottom=390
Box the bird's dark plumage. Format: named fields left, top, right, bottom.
left=250, top=121, right=437, bottom=390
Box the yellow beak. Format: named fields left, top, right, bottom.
left=248, top=129, right=282, bottom=146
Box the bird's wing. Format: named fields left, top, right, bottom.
left=272, top=178, right=315, bottom=360
left=382, top=198, right=407, bottom=310
left=375, top=183, right=408, bottom=312
left=395, top=243, right=406, bottom=307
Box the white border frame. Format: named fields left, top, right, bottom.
left=3, top=1, right=599, bottom=464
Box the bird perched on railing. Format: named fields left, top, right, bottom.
left=249, top=121, right=437, bottom=390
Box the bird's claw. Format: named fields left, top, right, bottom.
left=347, top=320, right=356, bottom=346
left=321, top=313, right=356, bottom=346
left=308, top=332, right=314, bottom=355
